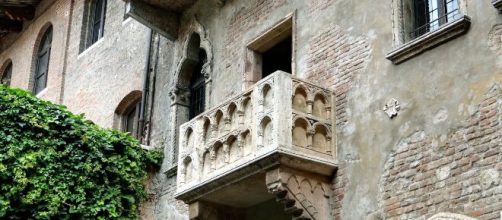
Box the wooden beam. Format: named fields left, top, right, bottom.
left=1, top=6, right=35, bottom=21
left=0, top=18, right=22, bottom=32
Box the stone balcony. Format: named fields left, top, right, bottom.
left=176, top=71, right=338, bottom=219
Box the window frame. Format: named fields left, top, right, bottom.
left=122, top=100, right=141, bottom=138
left=411, top=0, right=460, bottom=39
left=244, top=13, right=295, bottom=89
left=33, top=26, right=53, bottom=94
left=1, top=61, right=12, bottom=86
left=84, top=0, right=107, bottom=49
left=387, top=0, right=470, bottom=64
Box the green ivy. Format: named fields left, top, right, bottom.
left=0, top=86, right=163, bottom=219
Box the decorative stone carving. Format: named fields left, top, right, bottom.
left=427, top=212, right=478, bottom=220
left=175, top=72, right=337, bottom=217
left=488, top=24, right=502, bottom=54
left=266, top=167, right=333, bottom=220
left=383, top=98, right=400, bottom=119
left=169, top=86, right=190, bottom=105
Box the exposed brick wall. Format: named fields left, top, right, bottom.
left=381, top=85, right=502, bottom=220
left=307, top=0, right=337, bottom=14
left=305, top=26, right=371, bottom=127
left=332, top=163, right=348, bottom=220
left=224, top=0, right=286, bottom=76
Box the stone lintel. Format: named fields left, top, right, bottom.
left=386, top=15, right=471, bottom=64
left=125, top=0, right=179, bottom=41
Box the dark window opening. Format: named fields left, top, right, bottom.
left=33, top=26, right=53, bottom=94
left=88, top=0, right=107, bottom=47
left=123, top=101, right=141, bottom=138
left=189, top=50, right=207, bottom=120
left=262, top=36, right=292, bottom=78
left=412, top=0, right=460, bottom=39
left=1, top=62, right=12, bottom=86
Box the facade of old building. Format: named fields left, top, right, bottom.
left=1, top=0, right=501, bottom=219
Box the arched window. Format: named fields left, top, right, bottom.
left=114, top=91, right=142, bottom=139
left=1, top=61, right=12, bottom=86
left=33, top=26, right=53, bottom=94
left=86, top=0, right=107, bottom=48
left=189, top=50, right=207, bottom=119
left=123, top=100, right=141, bottom=138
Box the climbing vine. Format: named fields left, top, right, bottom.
left=0, top=86, right=162, bottom=219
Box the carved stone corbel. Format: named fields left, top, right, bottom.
left=169, top=86, right=190, bottom=106
left=266, top=167, right=333, bottom=220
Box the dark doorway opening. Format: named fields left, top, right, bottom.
left=262, top=36, right=292, bottom=78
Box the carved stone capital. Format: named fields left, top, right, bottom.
left=169, top=86, right=190, bottom=105
left=307, top=127, right=315, bottom=136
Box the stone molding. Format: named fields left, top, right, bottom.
left=427, top=212, right=478, bottom=220
left=493, top=0, right=502, bottom=11
left=386, top=15, right=471, bottom=64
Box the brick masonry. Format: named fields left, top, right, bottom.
left=0, top=0, right=71, bottom=103
left=305, top=25, right=372, bottom=127
left=1, top=0, right=501, bottom=219
left=307, top=0, right=337, bottom=14
left=381, top=84, right=502, bottom=220
left=224, top=0, right=286, bottom=78
left=332, top=162, right=348, bottom=220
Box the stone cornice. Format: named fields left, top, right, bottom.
left=386, top=15, right=471, bottom=64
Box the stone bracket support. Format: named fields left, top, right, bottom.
left=266, top=167, right=333, bottom=220
left=125, top=0, right=179, bottom=40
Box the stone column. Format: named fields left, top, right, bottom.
left=168, top=86, right=190, bottom=167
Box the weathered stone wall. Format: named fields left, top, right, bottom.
left=1, top=0, right=501, bottom=219
left=0, top=0, right=70, bottom=103
left=168, top=0, right=501, bottom=219
left=62, top=0, right=150, bottom=127
left=381, top=84, right=501, bottom=219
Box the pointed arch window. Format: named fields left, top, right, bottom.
left=33, top=26, right=53, bottom=94
left=1, top=61, right=12, bottom=86
left=189, top=50, right=207, bottom=119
